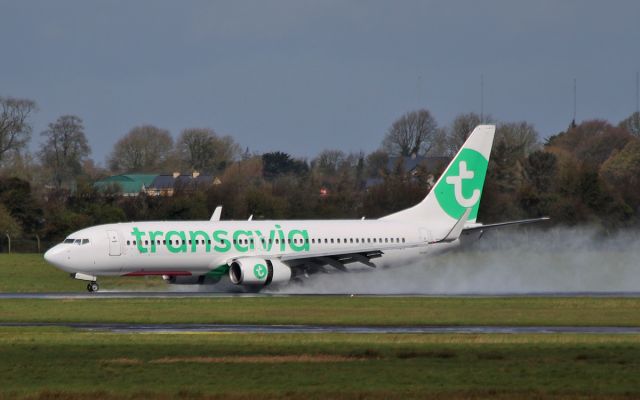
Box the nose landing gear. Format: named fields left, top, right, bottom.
left=86, top=281, right=100, bottom=293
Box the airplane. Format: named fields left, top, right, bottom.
left=44, top=125, right=548, bottom=292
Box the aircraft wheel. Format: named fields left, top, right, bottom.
left=87, top=282, right=99, bottom=293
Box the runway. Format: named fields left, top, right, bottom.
left=3, top=291, right=640, bottom=299
left=2, top=321, right=640, bottom=334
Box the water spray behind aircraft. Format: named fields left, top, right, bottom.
left=272, top=227, right=640, bottom=295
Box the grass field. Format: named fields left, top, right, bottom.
left=2, top=296, right=640, bottom=326
left=3, top=253, right=640, bottom=398
left=0, top=253, right=167, bottom=292
left=1, top=328, right=640, bottom=399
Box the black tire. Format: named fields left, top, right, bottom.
left=86, top=283, right=93, bottom=292
left=90, top=282, right=99, bottom=292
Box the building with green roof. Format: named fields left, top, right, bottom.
left=93, top=174, right=158, bottom=196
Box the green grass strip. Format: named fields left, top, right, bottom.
left=2, top=296, right=640, bottom=326
left=1, top=328, right=640, bottom=399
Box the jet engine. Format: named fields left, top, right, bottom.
left=229, top=258, right=292, bottom=286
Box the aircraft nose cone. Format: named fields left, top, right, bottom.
left=44, top=245, right=67, bottom=269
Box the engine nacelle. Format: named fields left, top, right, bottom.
left=229, top=258, right=292, bottom=286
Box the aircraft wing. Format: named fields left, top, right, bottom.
left=231, top=240, right=429, bottom=273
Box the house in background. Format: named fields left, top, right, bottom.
left=365, top=155, right=451, bottom=188
left=93, top=174, right=157, bottom=196
left=145, top=172, right=221, bottom=197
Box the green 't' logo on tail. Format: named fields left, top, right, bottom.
left=434, top=148, right=488, bottom=220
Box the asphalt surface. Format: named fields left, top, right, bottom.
left=3, top=291, right=640, bottom=299
left=2, top=321, right=640, bottom=334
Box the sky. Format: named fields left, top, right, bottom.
left=1, top=0, right=639, bottom=166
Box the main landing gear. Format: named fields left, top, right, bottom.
left=86, top=281, right=100, bottom=293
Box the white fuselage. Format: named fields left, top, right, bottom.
left=44, top=219, right=458, bottom=278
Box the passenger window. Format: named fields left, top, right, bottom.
left=133, top=240, right=136, bottom=245
left=127, top=240, right=130, bottom=245
left=331, top=239, right=334, bottom=244
left=337, top=239, right=341, bottom=243
left=402, top=238, right=406, bottom=243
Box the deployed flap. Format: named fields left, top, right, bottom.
left=210, top=206, right=222, bottom=222
left=441, top=208, right=472, bottom=242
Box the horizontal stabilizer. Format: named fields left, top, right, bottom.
left=463, top=217, right=550, bottom=233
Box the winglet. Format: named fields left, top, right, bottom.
left=440, top=208, right=472, bottom=242
left=210, top=206, right=222, bottom=222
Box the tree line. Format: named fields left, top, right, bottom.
left=1, top=95, right=640, bottom=250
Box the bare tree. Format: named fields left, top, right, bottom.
left=212, top=134, right=242, bottom=170
left=619, top=111, right=640, bottom=137
left=176, top=128, right=241, bottom=174
left=39, top=115, right=91, bottom=188
left=495, top=121, right=540, bottom=159
left=0, top=97, right=37, bottom=162
left=382, top=109, right=438, bottom=156
left=446, top=112, right=495, bottom=155
left=177, top=128, right=216, bottom=173
left=312, top=149, right=346, bottom=175
left=109, top=125, right=174, bottom=173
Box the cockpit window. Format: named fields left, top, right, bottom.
left=82, top=239, right=90, bottom=244
left=64, top=239, right=75, bottom=244
left=74, top=239, right=82, bottom=245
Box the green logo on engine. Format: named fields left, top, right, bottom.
left=434, top=148, right=488, bottom=220
left=253, top=263, right=268, bottom=280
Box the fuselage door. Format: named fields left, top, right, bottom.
left=107, top=230, right=121, bottom=256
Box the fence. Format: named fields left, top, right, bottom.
left=0, top=236, right=57, bottom=254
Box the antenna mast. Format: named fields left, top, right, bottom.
left=480, top=74, right=484, bottom=123
left=633, top=71, right=640, bottom=135
left=572, top=78, right=577, bottom=128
